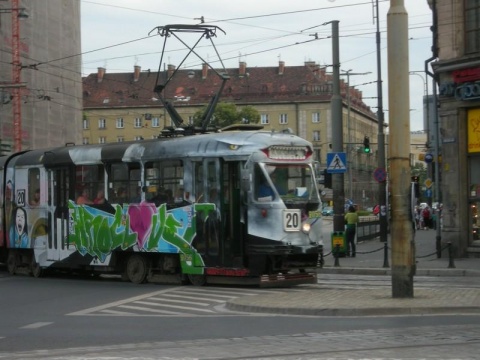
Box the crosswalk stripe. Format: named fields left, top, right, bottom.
left=161, top=293, right=226, bottom=303
left=133, top=300, right=215, bottom=313
left=118, top=304, right=182, bottom=315
left=149, top=296, right=211, bottom=306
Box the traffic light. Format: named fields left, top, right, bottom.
left=363, top=136, right=371, bottom=153
left=323, top=169, right=332, bottom=188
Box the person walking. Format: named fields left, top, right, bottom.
left=344, top=205, right=359, bottom=257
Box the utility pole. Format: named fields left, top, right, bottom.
left=341, top=69, right=371, bottom=202
left=330, top=20, right=345, bottom=234
left=387, top=0, right=415, bottom=297
left=374, top=0, right=388, bottom=246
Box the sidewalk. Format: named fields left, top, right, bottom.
left=321, top=226, right=480, bottom=277
left=226, top=227, right=480, bottom=316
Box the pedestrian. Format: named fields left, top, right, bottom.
left=76, top=188, right=93, bottom=205
left=344, top=205, right=359, bottom=257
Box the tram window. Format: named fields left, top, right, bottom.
left=75, top=165, right=105, bottom=203
left=28, top=168, right=40, bottom=206
left=144, top=160, right=183, bottom=204
left=109, top=162, right=141, bottom=203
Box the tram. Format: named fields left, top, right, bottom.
left=0, top=129, right=323, bottom=286
left=0, top=24, right=323, bottom=286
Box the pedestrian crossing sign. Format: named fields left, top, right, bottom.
left=326, top=152, right=347, bottom=173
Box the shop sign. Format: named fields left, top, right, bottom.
left=439, top=81, right=480, bottom=101
left=467, top=108, right=480, bottom=153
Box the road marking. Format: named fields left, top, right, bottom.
left=149, top=296, right=211, bottom=306
left=20, top=322, right=53, bottom=329
left=67, top=287, right=182, bottom=316
left=118, top=304, right=184, bottom=315
left=134, top=300, right=215, bottom=313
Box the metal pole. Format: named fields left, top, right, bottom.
left=341, top=69, right=371, bottom=203
left=11, top=0, right=22, bottom=152
left=375, top=0, right=389, bottom=247
left=387, top=0, right=414, bottom=298
left=346, top=70, right=353, bottom=201
left=330, top=20, right=345, bottom=234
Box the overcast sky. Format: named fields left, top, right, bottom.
left=80, top=0, right=433, bottom=132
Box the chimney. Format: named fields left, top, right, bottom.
left=133, top=65, right=141, bottom=82
left=167, top=64, right=175, bottom=78
left=202, top=63, right=208, bottom=79
left=239, top=61, right=246, bottom=76
left=97, top=67, right=106, bottom=83
left=278, top=61, right=285, bottom=75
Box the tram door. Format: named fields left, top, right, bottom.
left=193, top=159, right=243, bottom=268
left=47, top=167, right=74, bottom=261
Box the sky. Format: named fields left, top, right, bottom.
left=80, top=0, right=433, bottom=132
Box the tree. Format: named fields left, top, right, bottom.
left=193, top=102, right=260, bottom=128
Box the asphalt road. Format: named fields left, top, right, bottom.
left=1, top=270, right=480, bottom=359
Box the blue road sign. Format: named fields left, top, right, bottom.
left=425, top=153, right=434, bottom=163
left=326, top=152, right=347, bottom=174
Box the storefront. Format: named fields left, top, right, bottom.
left=436, top=63, right=480, bottom=255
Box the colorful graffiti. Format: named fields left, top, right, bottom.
left=68, top=201, right=215, bottom=273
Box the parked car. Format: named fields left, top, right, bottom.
left=322, top=206, right=334, bottom=216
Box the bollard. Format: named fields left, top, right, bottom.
left=334, top=244, right=340, bottom=267
left=448, top=242, right=456, bottom=268
left=383, top=242, right=389, bottom=268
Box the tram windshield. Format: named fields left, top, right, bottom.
left=255, top=164, right=320, bottom=205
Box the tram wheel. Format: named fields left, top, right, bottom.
left=7, top=251, right=17, bottom=275
left=126, top=254, right=148, bottom=284
left=30, top=257, right=44, bottom=278
left=188, top=274, right=206, bottom=286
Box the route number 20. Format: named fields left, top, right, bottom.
left=283, top=210, right=301, bottom=232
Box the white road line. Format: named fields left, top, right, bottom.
left=161, top=293, right=226, bottom=303
left=174, top=290, right=241, bottom=299
left=133, top=300, right=215, bottom=313
left=20, top=322, right=53, bottom=329
left=180, top=288, right=266, bottom=296
left=118, top=304, right=184, bottom=315
left=149, top=296, right=211, bottom=306
left=67, top=287, right=182, bottom=315
left=99, top=309, right=136, bottom=315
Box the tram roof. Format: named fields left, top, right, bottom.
left=14, top=130, right=313, bottom=167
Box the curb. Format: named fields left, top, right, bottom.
left=225, top=301, right=480, bottom=316
left=319, top=267, right=480, bottom=277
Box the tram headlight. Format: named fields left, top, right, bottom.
left=302, top=222, right=311, bottom=234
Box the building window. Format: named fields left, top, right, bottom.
left=261, top=114, right=269, bottom=125
left=116, top=118, right=124, bottom=128
left=188, top=116, right=194, bottom=125
left=279, top=113, right=288, bottom=125
left=134, top=136, right=144, bottom=141
left=117, top=136, right=124, bottom=142
left=466, top=0, right=480, bottom=54
left=82, top=137, right=89, bottom=145
left=312, top=112, right=320, bottom=123
left=98, top=118, right=106, bottom=129
left=313, top=131, right=320, bottom=142
left=99, top=136, right=106, bottom=144
left=152, top=117, right=160, bottom=127
left=134, top=117, right=142, bottom=128
left=83, top=119, right=89, bottom=129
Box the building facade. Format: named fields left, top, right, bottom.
left=82, top=61, right=380, bottom=208
left=0, top=0, right=82, bottom=150
left=431, top=0, right=480, bottom=256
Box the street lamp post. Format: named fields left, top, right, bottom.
left=341, top=69, right=372, bottom=202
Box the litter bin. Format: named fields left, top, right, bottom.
left=331, top=231, right=346, bottom=257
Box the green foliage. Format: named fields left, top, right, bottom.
left=193, top=102, right=260, bottom=128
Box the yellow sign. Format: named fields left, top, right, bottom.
left=468, top=108, right=480, bottom=153
left=332, top=236, right=344, bottom=247
left=424, top=178, right=433, bottom=188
